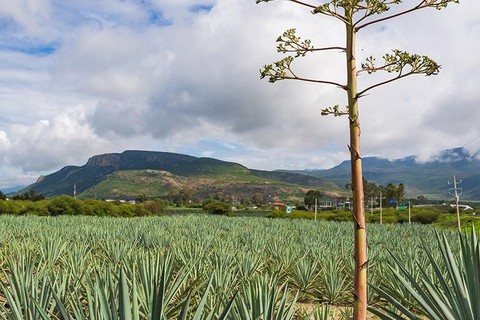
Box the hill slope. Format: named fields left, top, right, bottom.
left=287, top=147, right=480, bottom=200
left=22, top=150, right=344, bottom=202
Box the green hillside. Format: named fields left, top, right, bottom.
left=286, top=148, right=480, bottom=200
left=21, top=150, right=345, bottom=202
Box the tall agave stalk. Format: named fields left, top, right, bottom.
left=369, top=227, right=480, bottom=319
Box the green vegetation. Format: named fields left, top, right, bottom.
left=18, top=151, right=344, bottom=202
left=370, top=227, right=480, bottom=319
left=257, top=0, right=457, bottom=314
left=202, top=199, right=233, bottom=216
left=302, top=148, right=480, bottom=200
left=0, top=214, right=469, bottom=319
left=304, top=190, right=322, bottom=209
left=0, top=196, right=163, bottom=217
left=266, top=205, right=480, bottom=231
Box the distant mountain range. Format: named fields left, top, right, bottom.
left=280, top=147, right=480, bottom=200
left=15, top=147, right=480, bottom=201
left=18, top=150, right=343, bottom=202
left=2, top=186, right=25, bottom=194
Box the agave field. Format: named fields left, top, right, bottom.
left=0, top=214, right=469, bottom=319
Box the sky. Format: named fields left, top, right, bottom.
left=0, top=0, right=479, bottom=189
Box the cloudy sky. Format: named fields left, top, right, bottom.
left=0, top=0, right=478, bottom=189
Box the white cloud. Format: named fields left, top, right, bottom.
left=0, top=0, right=479, bottom=188
left=0, top=0, right=51, bottom=36
left=5, top=105, right=109, bottom=172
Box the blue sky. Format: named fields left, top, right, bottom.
left=0, top=0, right=479, bottom=189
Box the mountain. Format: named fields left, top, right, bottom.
left=285, top=147, right=480, bottom=200
left=3, top=185, right=26, bottom=194
left=21, top=150, right=344, bottom=201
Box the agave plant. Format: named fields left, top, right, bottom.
left=318, top=256, right=349, bottom=304
left=0, top=251, right=55, bottom=320
left=51, top=265, right=235, bottom=320
left=290, top=256, right=319, bottom=302
left=231, top=275, right=298, bottom=320
left=369, top=227, right=480, bottom=320
left=311, top=304, right=332, bottom=320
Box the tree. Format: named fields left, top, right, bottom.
left=383, top=182, right=405, bottom=207
left=363, top=178, right=379, bottom=206
left=304, top=189, right=322, bottom=208
left=397, top=182, right=405, bottom=205
left=384, top=183, right=398, bottom=207
left=202, top=200, right=233, bottom=215
left=168, top=189, right=181, bottom=206
left=135, top=193, right=149, bottom=203
left=48, top=195, right=85, bottom=216
left=11, top=189, right=45, bottom=201
left=142, top=199, right=165, bottom=215
left=179, top=185, right=194, bottom=205
left=251, top=192, right=266, bottom=205
left=0, top=190, right=6, bottom=201
left=256, top=0, right=458, bottom=318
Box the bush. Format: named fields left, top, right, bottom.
left=202, top=198, right=216, bottom=207
left=413, top=211, right=441, bottom=224
left=132, top=204, right=151, bottom=217
left=382, top=215, right=398, bottom=224
left=326, top=211, right=352, bottom=222
left=83, top=200, right=117, bottom=216
left=0, top=200, right=7, bottom=214
left=25, top=200, right=50, bottom=216
left=365, top=213, right=377, bottom=223
left=48, top=195, right=85, bottom=216
left=143, top=200, right=164, bottom=215
left=0, top=200, right=23, bottom=215
left=266, top=210, right=286, bottom=218
left=397, top=213, right=409, bottom=223
left=202, top=200, right=233, bottom=216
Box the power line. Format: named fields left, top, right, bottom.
left=463, top=133, right=480, bottom=148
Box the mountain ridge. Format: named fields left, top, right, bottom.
left=283, top=147, right=480, bottom=200
left=16, top=147, right=480, bottom=201
left=19, top=150, right=344, bottom=202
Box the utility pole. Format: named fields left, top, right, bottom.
left=314, top=197, right=317, bottom=221
left=73, top=182, right=77, bottom=199
left=408, top=201, right=411, bottom=224
left=448, top=175, right=462, bottom=232
left=379, top=190, right=386, bottom=225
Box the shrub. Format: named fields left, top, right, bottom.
left=0, top=200, right=7, bottom=214
left=327, top=211, right=352, bottom=222
left=83, top=200, right=117, bottom=217
left=365, top=213, right=377, bottom=223
left=48, top=195, right=85, bottom=216
left=266, top=210, right=285, bottom=218
left=202, top=200, right=233, bottom=216
left=202, top=198, right=216, bottom=206
left=133, top=204, right=151, bottom=217
left=0, top=200, right=22, bottom=215
left=25, top=200, right=50, bottom=216
left=143, top=200, right=164, bottom=215
left=412, top=211, right=440, bottom=224
left=381, top=215, right=398, bottom=224
left=397, top=213, right=409, bottom=223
